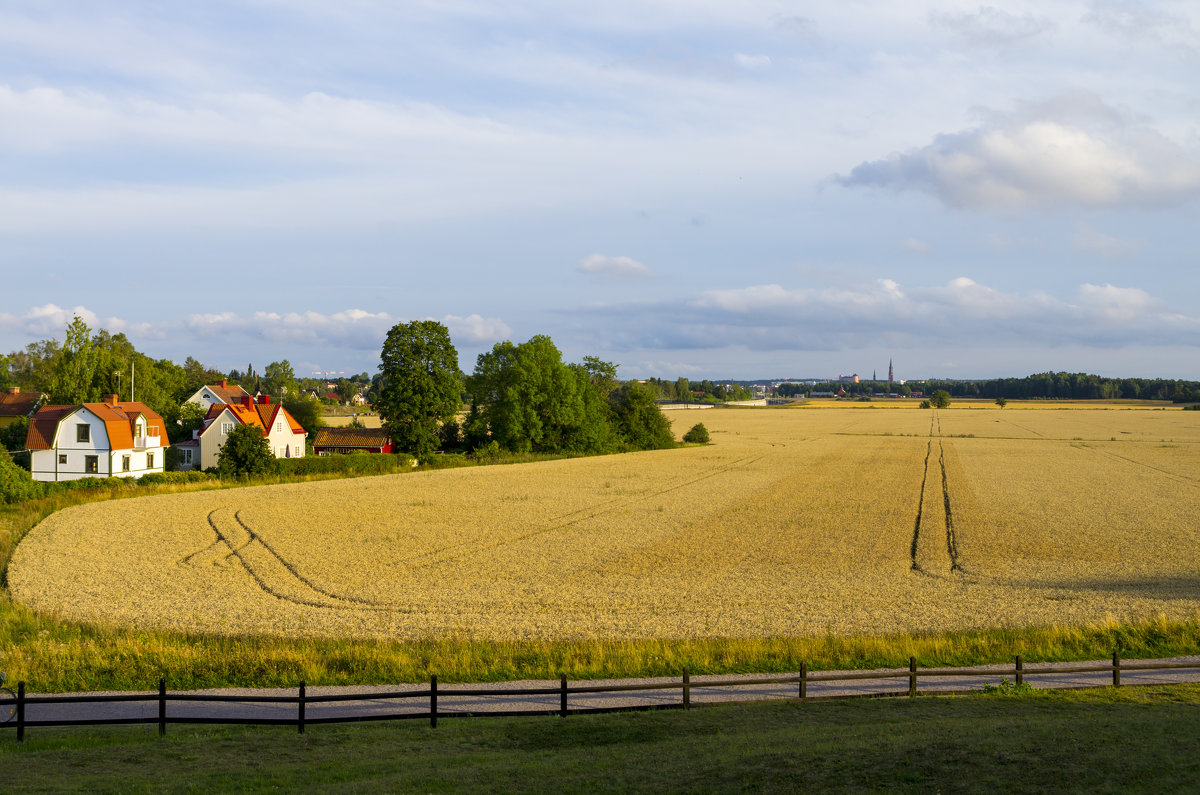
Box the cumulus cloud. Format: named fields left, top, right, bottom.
left=836, top=92, right=1200, bottom=210
left=930, top=5, right=1055, bottom=46
left=578, top=254, right=651, bottom=278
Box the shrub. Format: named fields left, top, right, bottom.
left=920, top=400, right=932, bottom=409
left=277, top=452, right=415, bottom=477
left=682, top=423, right=710, bottom=444
left=0, top=444, right=44, bottom=504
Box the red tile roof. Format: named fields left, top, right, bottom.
left=312, top=427, right=391, bottom=449
left=26, top=399, right=168, bottom=451
left=0, top=388, right=45, bottom=419
left=202, top=397, right=306, bottom=436
left=203, top=382, right=251, bottom=404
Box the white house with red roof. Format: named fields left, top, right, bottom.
left=193, top=394, right=306, bottom=470
left=184, top=380, right=252, bottom=412
left=25, top=395, right=169, bottom=482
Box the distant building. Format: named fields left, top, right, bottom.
left=838, top=374, right=859, bottom=384
left=888, top=359, right=894, bottom=385
left=312, top=427, right=393, bottom=455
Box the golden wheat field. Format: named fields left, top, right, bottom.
left=9, top=406, right=1200, bottom=641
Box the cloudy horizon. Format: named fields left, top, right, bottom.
left=2, top=2, right=1197, bottom=381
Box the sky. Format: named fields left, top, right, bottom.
left=1, top=1, right=1198, bottom=382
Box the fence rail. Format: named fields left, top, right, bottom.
left=4, top=652, right=1198, bottom=743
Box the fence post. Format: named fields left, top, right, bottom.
left=1015, top=656, right=1023, bottom=688
left=16, top=681, right=25, bottom=744
left=430, top=675, right=438, bottom=728
left=298, top=681, right=306, bottom=734
left=799, top=663, right=807, bottom=700
left=1113, top=652, right=1120, bottom=688
left=158, top=678, right=167, bottom=736
left=560, top=674, right=568, bottom=717
left=909, top=657, right=917, bottom=697
left=682, top=668, right=690, bottom=710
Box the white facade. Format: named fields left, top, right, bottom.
left=30, top=407, right=165, bottom=482
left=197, top=404, right=306, bottom=470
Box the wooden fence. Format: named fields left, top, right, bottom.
left=4, top=653, right=1199, bottom=743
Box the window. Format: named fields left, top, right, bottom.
left=59, top=454, right=67, bottom=465
left=147, top=453, right=154, bottom=469
left=85, top=455, right=98, bottom=474
left=122, top=455, right=131, bottom=472
left=276, top=421, right=282, bottom=432
left=181, top=448, right=193, bottom=465
left=221, top=422, right=234, bottom=435
left=76, top=424, right=90, bottom=443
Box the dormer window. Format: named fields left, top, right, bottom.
left=76, top=424, right=90, bottom=443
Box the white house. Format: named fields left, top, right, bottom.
left=184, top=380, right=252, bottom=412
left=26, top=396, right=168, bottom=482
left=193, top=394, right=306, bottom=471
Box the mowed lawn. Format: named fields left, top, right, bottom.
left=9, top=406, right=1200, bottom=642
left=4, top=685, right=1200, bottom=793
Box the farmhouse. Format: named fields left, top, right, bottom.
left=312, top=426, right=392, bottom=455
left=184, top=380, right=252, bottom=412
left=0, top=387, right=45, bottom=427
left=191, top=395, right=306, bottom=470
left=25, top=395, right=168, bottom=482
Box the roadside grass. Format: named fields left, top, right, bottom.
left=3, top=685, right=1200, bottom=792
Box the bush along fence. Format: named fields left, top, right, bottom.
left=4, top=653, right=1200, bottom=743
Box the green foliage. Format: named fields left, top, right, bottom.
left=276, top=452, right=415, bottom=477
left=282, top=393, right=324, bottom=433
left=920, top=400, right=932, bottom=409
left=931, top=389, right=952, bottom=409
left=0, top=417, right=30, bottom=454
left=377, top=320, right=462, bottom=460
left=262, top=360, right=296, bottom=399
left=170, top=401, right=207, bottom=444
left=216, top=423, right=277, bottom=477
left=682, top=422, right=710, bottom=444
left=981, top=678, right=1035, bottom=695
left=609, top=382, right=676, bottom=450
left=995, top=396, right=1008, bottom=408
left=0, top=444, right=44, bottom=504
left=137, top=470, right=215, bottom=486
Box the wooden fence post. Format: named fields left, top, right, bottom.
left=1113, top=652, right=1121, bottom=688
left=560, top=674, right=568, bottom=717
left=430, top=675, right=438, bottom=728
left=158, top=678, right=167, bottom=736
left=799, top=663, right=807, bottom=700
left=298, top=681, right=306, bottom=734
left=909, top=657, right=917, bottom=697
left=1015, top=656, right=1023, bottom=688
left=682, top=668, right=690, bottom=710
left=16, top=681, right=25, bottom=744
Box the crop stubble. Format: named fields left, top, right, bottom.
left=10, top=407, right=1200, bottom=641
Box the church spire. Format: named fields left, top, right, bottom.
left=888, top=358, right=894, bottom=384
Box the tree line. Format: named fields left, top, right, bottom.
left=777, top=372, right=1200, bottom=403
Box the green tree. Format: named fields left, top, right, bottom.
left=377, top=320, right=462, bottom=460
left=994, top=396, right=1008, bottom=408
left=283, top=393, right=325, bottom=434
left=0, top=444, right=43, bottom=504
left=217, top=423, right=276, bottom=476
left=610, top=381, right=676, bottom=450
left=931, top=389, right=952, bottom=409
left=50, top=316, right=99, bottom=405
left=262, top=360, right=296, bottom=399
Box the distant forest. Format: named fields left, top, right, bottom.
left=773, top=372, right=1200, bottom=402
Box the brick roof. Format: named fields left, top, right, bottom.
left=203, top=382, right=251, bottom=405
left=202, top=397, right=306, bottom=436
left=312, top=427, right=391, bottom=449
left=0, top=388, right=44, bottom=419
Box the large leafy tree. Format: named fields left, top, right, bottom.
left=377, top=320, right=461, bottom=460
left=217, top=423, right=276, bottom=476
left=262, top=360, right=296, bottom=399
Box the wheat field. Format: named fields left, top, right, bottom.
left=9, top=406, right=1200, bottom=641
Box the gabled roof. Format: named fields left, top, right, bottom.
left=312, top=427, right=390, bottom=448
left=0, top=388, right=45, bottom=419
left=26, top=399, right=169, bottom=451
left=197, top=382, right=251, bottom=405
left=201, top=397, right=306, bottom=437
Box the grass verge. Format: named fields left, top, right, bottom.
left=3, top=685, right=1200, bottom=792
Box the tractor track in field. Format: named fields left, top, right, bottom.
left=911, top=413, right=962, bottom=576
left=1075, top=444, right=1200, bottom=489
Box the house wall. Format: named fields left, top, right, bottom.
left=264, top=412, right=305, bottom=460
left=186, top=386, right=227, bottom=413
left=197, top=406, right=305, bottom=470
left=198, top=408, right=237, bottom=471
left=30, top=408, right=165, bottom=482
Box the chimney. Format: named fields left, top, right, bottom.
left=220, top=380, right=228, bottom=389
left=7, top=387, right=17, bottom=395
left=258, top=395, right=270, bottom=405
left=242, top=395, right=253, bottom=408
left=108, top=394, right=119, bottom=406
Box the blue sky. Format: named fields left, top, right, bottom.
left=1, top=1, right=1197, bottom=381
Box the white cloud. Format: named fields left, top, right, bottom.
left=930, top=6, right=1056, bottom=47
left=733, top=53, right=771, bottom=69
left=579, top=254, right=651, bottom=278
left=836, top=92, right=1200, bottom=210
